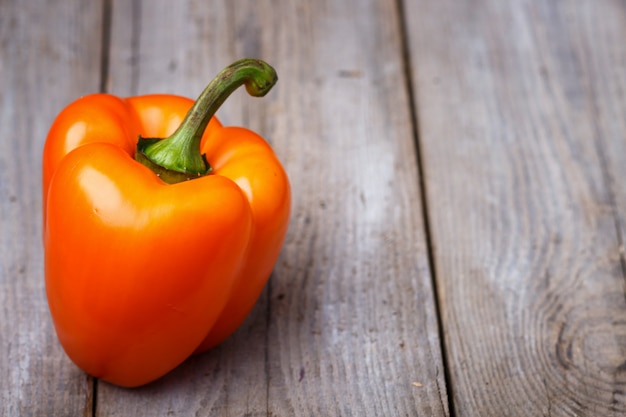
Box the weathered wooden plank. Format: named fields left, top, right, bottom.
left=98, top=0, right=448, bottom=415
left=405, top=0, right=626, bottom=415
left=261, top=1, right=447, bottom=414
left=580, top=2, right=626, bottom=298
left=0, top=0, right=104, bottom=415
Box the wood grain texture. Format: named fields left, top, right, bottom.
left=578, top=2, right=626, bottom=300
left=0, top=0, right=104, bottom=415
left=260, top=1, right=447, bottom=414
left=404, top=0, right=626, bottom=415
left=97, top=0, right=448, bottom=416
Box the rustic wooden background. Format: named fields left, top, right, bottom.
left=2, top=0, right=626, bottom=415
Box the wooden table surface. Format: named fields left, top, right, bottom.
left=2, top=0, right=626, bottom=415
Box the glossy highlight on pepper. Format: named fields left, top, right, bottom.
left=42, top=59, right=291, bottom=387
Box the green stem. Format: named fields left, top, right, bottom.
left=135, top=58, right=278, bottom=184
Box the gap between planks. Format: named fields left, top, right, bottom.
left=395, top=0, right=454, bottom=415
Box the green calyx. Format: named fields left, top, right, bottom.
left=135, top=58, right=278, bottom=184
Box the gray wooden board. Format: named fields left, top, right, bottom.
left=97, top=0, right=448, bottom=416
left=404, top=0, right=626, bottom=415
left=594, top=12, right=626, bottom=411
left=0, top=0, right=104, bottom=415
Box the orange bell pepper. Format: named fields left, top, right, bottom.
left=42, top=59, right=290, bottom=387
